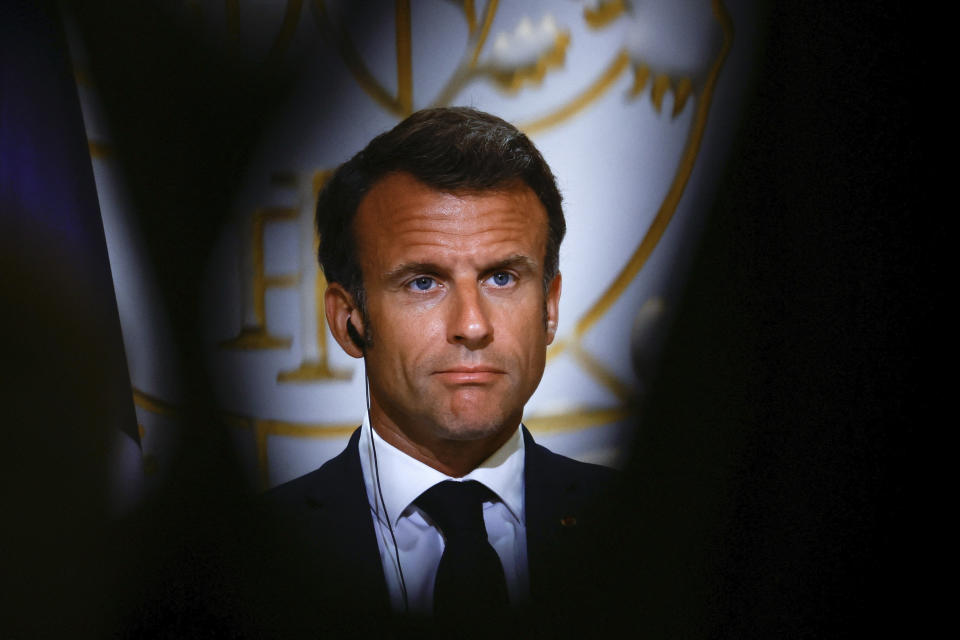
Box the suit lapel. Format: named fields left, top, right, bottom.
left=297, top=428, right=391, bottom=613
left=522, top=426, right=584, bottom=603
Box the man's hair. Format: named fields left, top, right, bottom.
left=315, top=107, right=565, bottom=325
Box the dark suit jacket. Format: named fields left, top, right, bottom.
left=250, top=426, right=616, bottom=637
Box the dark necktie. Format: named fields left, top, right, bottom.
left=414, top=480, right=510, bottom=621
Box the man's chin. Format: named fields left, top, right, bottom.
left=431, top=416, right=515, bottom=443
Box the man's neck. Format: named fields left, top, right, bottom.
left=367, top=404, right=518, bottom=478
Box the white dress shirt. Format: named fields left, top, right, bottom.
left=357, top=413, right=528, bottom=615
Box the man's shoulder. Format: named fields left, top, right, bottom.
left=522, top=426, right=618, bottom=490
left=243, top=428, right=392, bottom=633
left=260, top=427, right=362, bottom=509
left=529, top=438, right=617, bottom=477
left=521, top=427, right=621, bottom=617
left=521, top=426, right=620, bottom=534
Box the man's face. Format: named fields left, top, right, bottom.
left=353, top=172, right=560, bottom=450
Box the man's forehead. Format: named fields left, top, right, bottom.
left=354, top=172, right=547, bottom=237
left=351, top=173, right=549, bottom=285
left=365, top=170, right=538, bottom=205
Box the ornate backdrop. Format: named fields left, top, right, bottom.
left=68, top=0, right=759, bottom=490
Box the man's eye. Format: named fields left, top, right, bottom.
left=408, top=276, right=436, bottom=291
left=486, top=272, right=515, bottom=287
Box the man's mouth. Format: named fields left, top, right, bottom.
left=433, top=366, right=505, bottom=384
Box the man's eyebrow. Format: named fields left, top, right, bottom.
left=381, top=255, right=538, bottom=282
left=382, top=261, right=445, bottom=282
left=484, top=254, right=538, bottom=274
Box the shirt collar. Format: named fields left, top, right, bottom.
left=358, top=412, right=525, bottom=528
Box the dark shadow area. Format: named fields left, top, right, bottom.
left=2, top=2, right=133, bottom=636
left=61, top=1, right=305, bottom=637
left=2, top=0, right=297, bottom=636
left=592, top=1, right=928, bottom=637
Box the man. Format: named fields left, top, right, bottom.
left=259, top=107, right=616, bottom=635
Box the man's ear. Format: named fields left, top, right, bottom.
left=325, top=282, right=365, bottom=359
left=546, top=272, right=561, bottom=345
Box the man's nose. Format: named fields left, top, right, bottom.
left=448, top=284, right=493, bottom=349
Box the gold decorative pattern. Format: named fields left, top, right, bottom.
left=251, top=207, right=299, bottom=324
left=433, top=6, right=576, bottom=107
left=625, top=16, right=718, bottom=117
left=583, top=0, right=627, bottom=30
left=463, top=0, right=477, bottom=34
left=220, top=206, right=298, bottom=350
left=311, top=0, right=413, bottom=117
left=133, top=387, right=180, bottom=417
left=485, top=30, right=571, bottom=93
left=469, top=0, right=499, bottom=67
left=133, top=387, right=256, bottom=433
left=672, top=76, right=693, bottom=117
left=276, top=264, right=351, bottom=381
left=275, top=169, right=351, bottom=381
left=254, top=418, right=359, bottom=488
left=264, top=273, right=299, bottom=289
left=569, top=343, right=634, bottom=403
left=395, top=0, right=413, bottom=115
left=220, top=327, right=291, bottom=350
left=519, top=48, right=629, bottom=135
left=258, top=419, right=359, bottom=439
left=321, top=1, right=615, bottom=131
left=547, top=0, right=733, bottom=368
left=650, top=73, right=671, bottom=113
left=428, top=0, right=500, bottom=108
left=276, top=359, right=350, bottom=382
left=120, top=1, right=737, bottom=478
left=628, top=62, right=649, bottom=98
